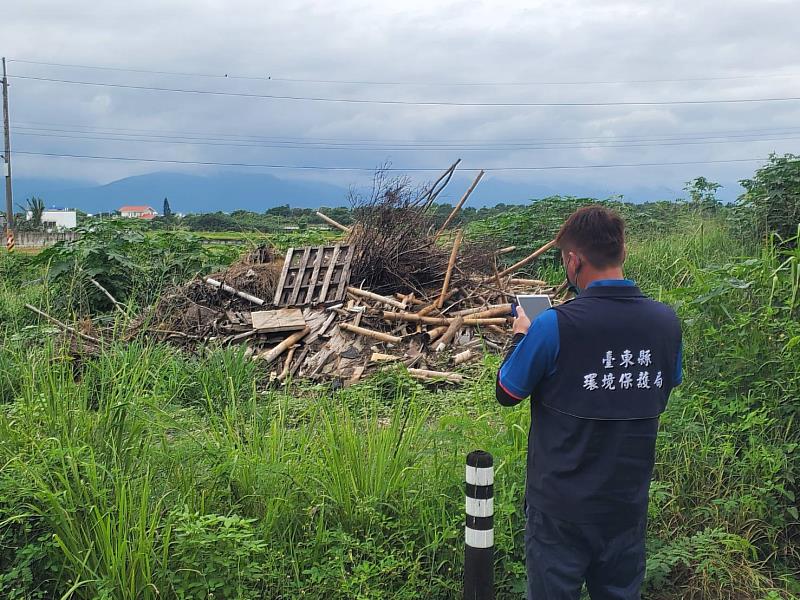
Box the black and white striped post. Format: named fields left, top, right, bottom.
left=464, top=450, right=494, bottom=599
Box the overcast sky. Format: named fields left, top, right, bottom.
left=2, top=0, right=800, bottom=201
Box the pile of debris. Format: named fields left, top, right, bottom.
left=132, top=164, right=566, bottom=385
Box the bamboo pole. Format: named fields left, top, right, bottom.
left=204, top=277, right=265, bottom=305
left=340, top=323, right=402, bottom=344
left=315, top=211, right=351, bottom=233
left=347, top=286, right=407, bottom=310
left=25, top=304, right=101, bottom=344
left=257, top=327, right=310, bottom=364
left=497, top=240, right=557, bottom=278
left=436, top=229, right=463, bottom=309
left=453, top=349, right=475, bottom=366
left=418, top=288, right=459, bottom=316
left=452, top=303, right=512, bottom=317
left=383, top=311, right=507, bottom=326
left=434, top=170, right=484, bottom=240
left=407, top=368, right=463, bottom=383
left=395, top=293, right=425, bottom=306
left=426, top=325, right=448, bottom=342
left=554, top=279, right=570, bottom=296
left=277, top=346, right=297, bottom=381
left=509, top=278, right=549, bottom=286
left=496, top=245, right=517, bottom=255
left=435, top=316, right=464, bottom=352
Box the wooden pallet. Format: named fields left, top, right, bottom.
left=273, top=244, right=354, bottom=307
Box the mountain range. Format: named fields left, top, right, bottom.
left=11, top=171, right=740, bottom=214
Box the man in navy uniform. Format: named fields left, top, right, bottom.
left=496, top=205, right=682, bottom=600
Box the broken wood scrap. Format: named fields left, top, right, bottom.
left=204, top=277, right=266, bottom=305
left=289, top=345, right=311, bottom=378
left=370, top=352, right=401, bottom=363
left=346, top=365, right=366, bottom=386
left=225, top=330, right=258, bottom=344
left=339, top=323, right=402, bottom=345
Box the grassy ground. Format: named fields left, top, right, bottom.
left=0, top=215, right=798, bottom=599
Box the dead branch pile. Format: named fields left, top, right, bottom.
left=347, top=169, right=491, bottom=296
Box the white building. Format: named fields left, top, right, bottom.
left=27, top=208, right=77, bottom=230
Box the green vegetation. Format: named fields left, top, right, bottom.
left=1, top=163, right=799, bottom=598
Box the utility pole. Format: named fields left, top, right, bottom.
left=2, top=57, right=15, bottom=243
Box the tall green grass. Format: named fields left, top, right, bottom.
left=0, top=216, right=798, bottom=598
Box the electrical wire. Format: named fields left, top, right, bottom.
left=13, top=121, right=800, bottom=147
left=8, top=58, right=799, bottom=86
left=12, top=128, right=800, bottom=152
left=13, top=149, right=770, bottom=172
left=11, top=74, right=800, bottom=107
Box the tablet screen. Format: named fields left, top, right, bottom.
left=516, top=294, right=552, bottom=320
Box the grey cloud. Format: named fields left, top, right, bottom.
left=2, top=0, right=800, bottom=201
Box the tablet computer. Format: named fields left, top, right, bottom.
left=514, top=294, right=552, bottom=320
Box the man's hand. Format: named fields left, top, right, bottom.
left=513, top=306, right=531, bottom=336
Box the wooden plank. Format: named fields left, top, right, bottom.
left=334, top=244, right=355, bottom=302
left=289, top=247, right=312, bottom=305
left=303, top=246, right=325, bottom=305
left=318, top=243, right=341, bottom=304
left=251, top=308, right=306, bottom=333
left=273, top=247, right=294, bottom=305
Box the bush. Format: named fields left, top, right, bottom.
left=738, top=154, right=800, bottom=246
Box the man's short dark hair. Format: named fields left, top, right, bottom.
left=555, top=205, right=626, bottom=268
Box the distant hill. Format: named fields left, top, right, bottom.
left=13, top=171, right=351, bottom=214
left=12, top=170, right=740, bottom=214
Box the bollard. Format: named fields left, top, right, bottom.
left=464, top=450, right=494, bottom=599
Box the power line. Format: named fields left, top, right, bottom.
left=13, top=128, right=800, bottom=152
left=11, top=74, right=800, bottom=107
left=9, top=58, right=799, bottom=86
left=15, top=119, right=800, bottom=146
left=14, top=149, right=769, bottom=171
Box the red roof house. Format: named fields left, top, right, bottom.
left=119, top=205, right=158, bottom=220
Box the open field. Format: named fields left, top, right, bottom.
left=1, top=190, right=799, bottom=598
